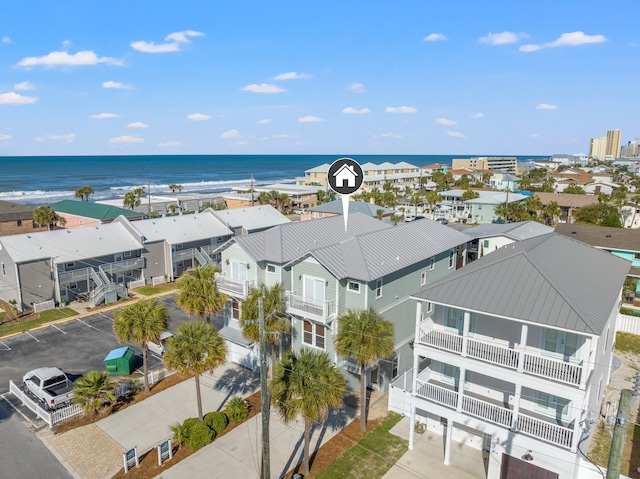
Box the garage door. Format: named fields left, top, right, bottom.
left=500, top=454, right=559, bottom=479
left=226, top=340, right=258, bottom=372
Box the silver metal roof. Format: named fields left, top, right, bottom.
left=131, top=210, right=232, bottom=244
left=0, top=222, right=144, bottom=264
left=212, top=205, right=290, bottom=232
left=308, top=200, right=395, bottom=217
left=308, top=219, right=471, bottom=281
left=232, top=213, right=390, bottom=263
left=411, top=233, right=630, bottom=334
left=464, top=221, right=554, bottom=241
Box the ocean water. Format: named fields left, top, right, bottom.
left=0, top=154, right=549, bottom=205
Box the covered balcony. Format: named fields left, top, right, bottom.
left=287, top=292, right=335, bottom=324
left=215, top=273, right=254, bottom=299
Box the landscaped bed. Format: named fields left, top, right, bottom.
left=0, top=307, right=78, bottom=337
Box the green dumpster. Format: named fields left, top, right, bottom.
left=104, top=346, right=137, bottom=376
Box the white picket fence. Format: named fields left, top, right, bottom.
left=33, top=299, right=55, bottom=313
left=616, top=313, right=640, bottom=335
left=8, top=367, right=176, bottom=428
left=128, top=278, right=145, bottom=289
left=152, top=276, right=167, bottom=286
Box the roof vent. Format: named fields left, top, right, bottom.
left=606, top=234, right=612, bottom=238
left=571, top=231, right=576, bottom=235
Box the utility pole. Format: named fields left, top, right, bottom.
left=147, top=181, right=151, bottom=217
left=259, top=297, right=270, bottom=479
left=251, top=175, right=255, bottom=207
left=606, top=389, right=632, bottom=479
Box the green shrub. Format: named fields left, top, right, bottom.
left=186, top=421, right=215, bottom=449
left=182, top=417, right=200, bottom=437
left=169, top=422, right=187, bottom=446
left=224, top=396, right=249, bottom=423
left=204, top=411, right=228, bottom=435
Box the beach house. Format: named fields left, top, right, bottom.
left=388, top=233, right=629, bottom=479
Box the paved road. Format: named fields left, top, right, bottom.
left=0, top=399, right=71, bottom=479
left=0, top=293, right=221, bottom=394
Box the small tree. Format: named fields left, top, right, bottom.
left=425, top=191, right=442, bottom=220
left=74, top=186, right=95, bottom=202
left=123, top=192, right=140, bottom=210
left=73, top=370, right=116, bottom=414
left=169, top=184, right=183, bottom=193
left=175, top=264, right=227, bottom=325
left=33, top=205, right=66, bottom=231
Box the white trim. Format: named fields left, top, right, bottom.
left=266, top=264, right=276, bottom=274
left=376, top=278, right=383, bottom=298
left=347, top=281, right=361, bottom=293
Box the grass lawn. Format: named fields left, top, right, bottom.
left=0, top=307, right=78, bottom=337
left=615, top=332, right=640, bottom=356
left=315, top=413, right=407, bottom=479
left=133, top=286, right=171, bottom=296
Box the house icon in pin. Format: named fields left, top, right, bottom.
left=333, top=163, right=358, bottom=188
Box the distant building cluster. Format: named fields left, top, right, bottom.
left=589, top=129, right=621, bottom=161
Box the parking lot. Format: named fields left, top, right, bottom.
left=0, top=293, right=221, bottom=395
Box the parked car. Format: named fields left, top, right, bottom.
left=23, top=367, right=74, bottom=410
left=147, top=331, right=174, bottom=356
left=435, top=218, right=449, bottom=225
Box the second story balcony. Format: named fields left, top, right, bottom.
left=215, top=273, right=254, bottom=299
left=287, top=292, right=335, bottom=324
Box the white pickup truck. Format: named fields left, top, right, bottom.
left=23, top=367, right=75, bottom=410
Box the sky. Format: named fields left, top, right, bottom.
left=1, top=0, right=638, bottom=157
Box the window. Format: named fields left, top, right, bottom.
left=429, top=256, right=435, bottom=271
left=391, top=355, right=399, bottom=380
left=440, top=363, right=471, bottom=389
left=534, top=391, right=571, bottom=420
left=231, top=261, right=248, bottom=280
left=124, top=251, right=132, bottom=258
left=541, top=329, right=582, bottom=362
left=303, top=276, right=325, bottom=302
left=1, top=262, right=5, bottom=276
left=634, top=252, right=640, bottom=260
left=177, top=261, right=184, bottom=268
left=69, top=282, right=78, bottom=290
left=376, top=279, right=383, bottom=298
left=217, top=236, right=227, bottom=243
left=174, top=243, right=183, bottom=251
left=426, top=302, right=433, bottom=314
left=231, top=299, right=240, bottom=320
left=420, top=272, right=426, bottom=286
left=16, top=220, right=22, bottom=227
left=483, top=239, right=489, bottom=248
left=348, top=281, right=360, bottom=292
left=448, top=250, right=455, bottom=269
left=79, top=219, right=83, bottom=227
left=266, top=264, right=276, bottom=274
left=66, top=262, right=75, bottom=269
left=303, top=320, right=325, bottom=349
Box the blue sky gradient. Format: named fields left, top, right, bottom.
left=1, top=1, right=637, bottom=156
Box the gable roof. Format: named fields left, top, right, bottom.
left=307, top=219, right=471, bottom=281
left=131, top=211, right=233, bottom=244
left=211, top=205, right=290, bottom=232
left=555, top=223, right=640, bottom=253
left=51, top=200, right=142, bottom=221
left=0, top=222, right=144, bottom=264
left=411, top=233, right=629, bottom=334
left=464, top=221, right=554, bottom=241
left=0, top=200, right=36, bottom=222
left=230, top=213, right=389, bottom=263
left=309, top=200, right=395, bottom=216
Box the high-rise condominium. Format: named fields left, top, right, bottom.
left=606, top=129, right=621, bottom=158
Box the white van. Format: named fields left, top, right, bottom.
left=147, top=331, right=173, bottom=356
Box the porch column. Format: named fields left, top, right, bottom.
left=462, top=243, right=467, bottom=267
left=579, top=336, right=591, bottom=390
left=511, top=383, right=522, bottom=431
left=517, top=324, right=528, bottom=372
left=412, top=302, right=423, bottom=395
left=456, top=366, right=466, bottom=413
left=409, top=401, right=416, bottom=450
left=444, top=418, right=453, bottom=465
left=461, top=311, right=471, bottom=357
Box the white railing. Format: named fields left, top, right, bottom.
left=517, top=412, right=573, bottom=449
left=287, top=292, right=334, bottom=323
left=467, top=337, right=519, bottom=369
left=215, top=274, right=254, bottom=299
left=462, top=395, right=513, bottom=428
left=50, top=404, right=84, bottom=424
left=33, top=299, right=55, bottom=313
left=100, top=258, right=144, bottom=276
left=523, top=353, right=581, bottom=386
left=418, top=327, right=462, bottom=353
left=128, top=278, right=145, bottom=289
left=415, top=379, right=457, bottom=408
left=152, top=276, right=167, bottom=286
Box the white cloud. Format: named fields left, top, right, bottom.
left=273, top=72, right=311, bottom=80
left=350, top=83, right=366, bottom=93
left=257, top=118, right=272, bottom=124
left=2, top=36, right=10, bottom=44
left=446, top=131, right=465, bottom=138
left=131, top=29, right=204, bottom=53
left=36, top=133, right=76, bottom=143
left=380, top=132, right=403, bottom=138
left=241, top=83, right=285, bottom=94
left=62, top=40, right=71, bottom=48
left=128, top=122, right=149, bottom=128
left=17, top=50, right=123, bottom=68
left=436, top=118, right=457, bottom=126
left=424, top=33, right=447, bottom=42
left=520, top=31, right=607, bottom=52
left=536, top=103, right=558, bottom=110
left=90, top=112, right=119, bottom=119
left=0, top=92, right=38, bottom=104
left=273, top=134, right=291, bottom=138
left=385, top=106, right=417, bottom=113
left=110, top=135, right=143, bottom=144
left=478, top=31, right=528, bottom=45
left=14, top=81, right=34, bottom=91
left=158, top=141, right=181, bottom=147
left=0, top=133, right=11, bottom=140
left=342, top=107, right=370, bottom=115
left=298, top=115, right=323, bottom=123
left=470, top=112, right=484, bottom=118
left=187, top=113, right=211, bottom=121
left=531, top=133, right=540, bottom=138
left=103, top=80, right=133, bottom=89
left=221, top=129, right=240, bottom=138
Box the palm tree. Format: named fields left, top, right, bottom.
left=123, top=192, right=140, bottom=210
left=525, top=195, right=543, bottom=219
left=277, top=193, right=291, bottom=212
left=410, top=191, right=424, bottom=217
left=133, top=187, right=145, bottom=200
left=73, top=370, right=116, bottom=414
left=425, top=191, right=442, bottom=220
left=33, top=205, right=66, bottom=231
left=175, top=265, right=227, bottom=325
left=113, top=299, right=169, bottom=392
left=169, top=184, right=183, bottom=193
left=270, top=349, right=346, bottom=476
left=257, top=191, right=271, bottom=206
left=240, top=283, right=290, bottom=370
left=334, top=306, right=394, bottom=432
left=74, top=186, right=95, bottom=202
left=494, top=202, right=511, bottom=223
left=163, top=321, right=227, bottom=421
left=168, top=203, right=179, bottom=216
left=542, top=201, right=561, bottom=226
left=461, top=189, right=479, bottom=202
